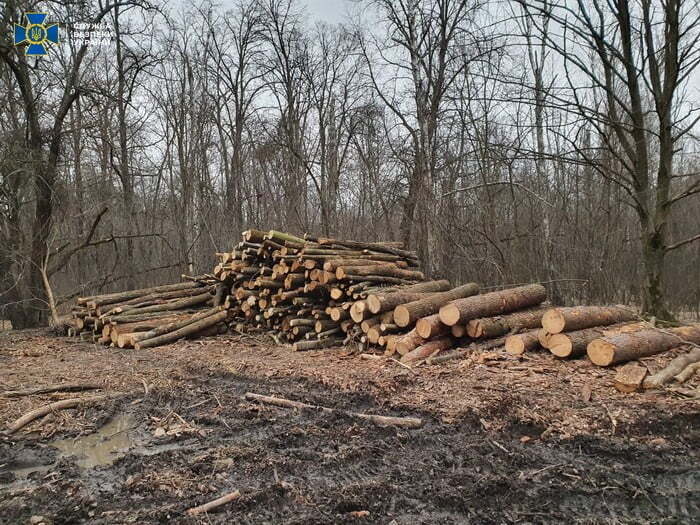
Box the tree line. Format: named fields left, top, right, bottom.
left=1, top=0, right=699, bottom=328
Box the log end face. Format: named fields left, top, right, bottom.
left=587, top=339, right=615, bottom=366
left=547, top=334, right=572, bottom=358
left=394, top=306, right=411, bottom=327
left=505, top=336, right=525, bottom=355
left=415, top=318, right=431, bottom=339
left=366, top=295, right=381, bottom=314
left=542, top=309, right=565, bottom=334
left=439, top=304, right=460, bottom=326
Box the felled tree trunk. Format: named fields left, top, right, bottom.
left=394, top=283, right=480, bottom=327
left=541, top=305, right=636, bottom=334
left=547, top=322, right=646, bottom=358
left=401, top=337, right=453, bottom=364
left=134, top=310, right=228, bottom=349
left=466, top=306, right=548, bottom=338
left=587, top=325, right=700, bottom=366
left=439, top=284, right=547, bottom=326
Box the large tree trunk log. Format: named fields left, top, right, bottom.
left=394, top=283, right=480, bottom=328
left=587, top=325, right=700, bottom=366
left=134, top=310, right=229, bottom=349
left=548, top=322, right=646, bottom=358
left=367, top=293, right=428, bottom=315
left=98, top=286, right=212, bottom=315
left=415, top=314, right=450, bottom=339
left=323, top=259, right=409, bottom=271
left=439, top=284, right=546, bottom=327
left=505, top=331, right=541, bottom=355
left=401, top=336, right=453, bottom=364
left=541, top=305, right=637, bottom=334
left=466, top=306, right=548, bottom=338
left=315, top=238, right=418, bottom=260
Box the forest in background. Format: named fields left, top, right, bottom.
left=1, top=0, right=699, bottom=328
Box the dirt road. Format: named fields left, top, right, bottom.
left=1, top=330, right=698, bottom=523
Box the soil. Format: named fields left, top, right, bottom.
left=0, top=329, right=698, bottom=524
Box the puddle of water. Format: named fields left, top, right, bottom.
left=50, top=413, right=136, bottom=468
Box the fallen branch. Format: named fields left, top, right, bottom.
left=186, top=489, right=241, bottom=515
left=644, top=348, right=700, bottom=389
left=244, top=392, right=423, bottom=428
left=676, top=362, right=700, bottom=383
left=5, top=393, right=126, bottom=434
left=2, top=383, right=102, bottom=398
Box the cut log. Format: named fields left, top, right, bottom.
left=336, top=265, right=424, bottom=281
left=587, top=325, right=700, bottom=367
left=293, top=338, right=344, bottom=351
left=187, top=490, right=241, bottom=516
left=548, top=322, right=646, bottom=358
left=439, top=284, right=547, bottom=327
left=466, top=306, right=548, bottom=339
left=401, top=336, right=453, bottom=364
left=395, top=328, right=425, bottom=356
left=643, top=347, right=700, bottom=388
left=415, top=314, right=450, bottom=339
left=537, top=328, right=552, bottom=348
left=81, top=281, right=199, bottom=308
left=541, top=305, right=637, bottom=334
left=614, top=363, right=649, bottom=393
left=394, top=283, right=479, bottom=328
left=128, top=307, right=225, bottom=346
left=350, top=301, right=368, bottom=323
left=367, top=292, right=429, bottom=315
left=135, top=310, right=229, bottom=349
left=451, top=324, right=467, bottom=338
left=505, top=331, right=541, bottom=355
left=114, top=292, right=212, bottom=316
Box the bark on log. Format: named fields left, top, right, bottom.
left=293, top=338, right=344, bottom=351
left=548, top=322, right=646, bottom=358
left=587, top=325, right=700, bottom=366
left=336, top=265, right=424, bottom=281
left=394, top=283, right=480, bottom=328
left=541, top=305, right=637, bottom=334
left=439, top=284, right=547, bottom=327
left=415, top=314, right=450, bottom=339
left=505, top=331, right=541, bottom=355
left=115, top=292, right=212, bottom=316
left=135, top=310, right=229, bottom=349
left=244, top=392, right=423, bottom=428
left=81, top=282, right=200, bottom=308
left=2, top=383, right=101, bottom=398
left=466, top=306, right=548, bottom=339
left=367, top=292, right=430, bottom=315
left=128, top=307, right=224, bottom=346
left=401, top=337, right=453, bottom=364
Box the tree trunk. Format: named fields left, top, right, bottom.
left=439, top=284, right=547, bottom=326
left=394, top=283, right=480, bottom=327
left=547, top=322, right=646, bottom=358
left=541, top=305, right=637, bottom=334
left=587, top=325, right=700, bottom=366
left=467, top=306, right=549, bottom=338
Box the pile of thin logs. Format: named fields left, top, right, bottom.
left=215, top=229, right=433, bottom=351
left=65, top=277, right=232, bottom=348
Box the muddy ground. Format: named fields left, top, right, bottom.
left=0, top=330, right=698, bottom=524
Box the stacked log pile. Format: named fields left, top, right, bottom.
left=60, top=228, right=700, bottom=381
left=215, top=229, right=436, bottom=351
left=65, top=277, right=230, bottom=347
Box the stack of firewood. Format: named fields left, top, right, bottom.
left=65, top=277, right=232, bottom=348
left=216, top=229, right=434, bottom=351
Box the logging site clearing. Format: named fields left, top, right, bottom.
left=0, top=329, right=698, bottom=523
left=1, top=229, right=699, bottom=524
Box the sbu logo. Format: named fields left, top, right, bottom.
left=14, top=13, right=59, bottom=56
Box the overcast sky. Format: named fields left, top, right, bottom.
left=303, top=0, right=349, bottom=23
